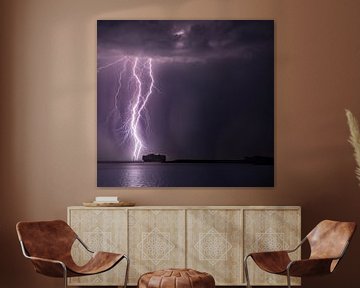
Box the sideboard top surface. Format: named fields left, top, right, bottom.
left=68, top=205, right=301, bottom=210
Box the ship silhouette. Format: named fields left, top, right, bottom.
left=142, top=153, right=166, bottom=163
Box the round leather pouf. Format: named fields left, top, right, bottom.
left=138, top=268, right=215, bottom=288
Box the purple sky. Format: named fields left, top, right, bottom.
left=97, top=20, right=274, bottom=162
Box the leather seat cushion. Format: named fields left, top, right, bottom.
left=138, top=268, right=215, bottom=288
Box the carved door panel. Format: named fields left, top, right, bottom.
left=68, top=208, right=127, bottom=286
left=243, top=209, right=301, bottom=286
left=187, top=209, right=243, bottom=285
left=128, top=209, right=186, bottom=284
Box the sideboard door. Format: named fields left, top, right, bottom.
left=128, top=209, right=186, bottom=284
left=68, top=208, right=127, bottom=286
left=243, top=208, right=301, bottom=286
left=187, top=209, right=243, bottom=285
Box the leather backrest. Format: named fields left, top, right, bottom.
left=16, top=220, right=77, bottom=261
left=307, top=220, right=356, bottom=260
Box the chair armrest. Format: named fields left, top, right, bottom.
left=247, top=250, right=291, bottom=259
left=286, top=237, right=307, bottom=253
left=76, top=236, right=94, bottom=253
left=287, top=258, right=336, bottom=277
left=26, top=255, right=65, bottom=265
left=26, top=255, right=67, bottom=278
left=19, top=240, right=67, bottom=277
left=245, top=237, right=306, bottom=259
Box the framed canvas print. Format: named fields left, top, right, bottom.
left=97, top=20, right=274, bottom=187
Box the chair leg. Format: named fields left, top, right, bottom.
left=62, top=264, right=68, bottom=288
left=123, top=255, right=130, bottom=288
left=286, top=269, right=291, bottom=288
left=244, top=255, right=252, bottom=288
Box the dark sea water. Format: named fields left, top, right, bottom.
left=97, top=162, right=274, bottom=187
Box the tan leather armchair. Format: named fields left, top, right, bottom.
left=16, top=220, right=129, bottom=288
left=244, top=220, right=356, bottom=288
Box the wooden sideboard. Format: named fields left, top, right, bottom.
left=67, top=206, right=301, bottom=286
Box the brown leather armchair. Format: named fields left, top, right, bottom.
left=16, top=220, right=129, bottom=288
left=244, top=220, right=356, bottom=288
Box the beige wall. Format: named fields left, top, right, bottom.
left=1, top=0, right=360, bottom=287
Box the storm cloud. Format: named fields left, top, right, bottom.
left=97, top=20, right=274, bottom=64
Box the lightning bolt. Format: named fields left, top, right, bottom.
left=105, top=57, right=129, bottom=124
left=130, top=57, right=143, bottom=160
left=97, top=57, right=127, bottom=72
left=98, top=56, right=157, bottom=161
